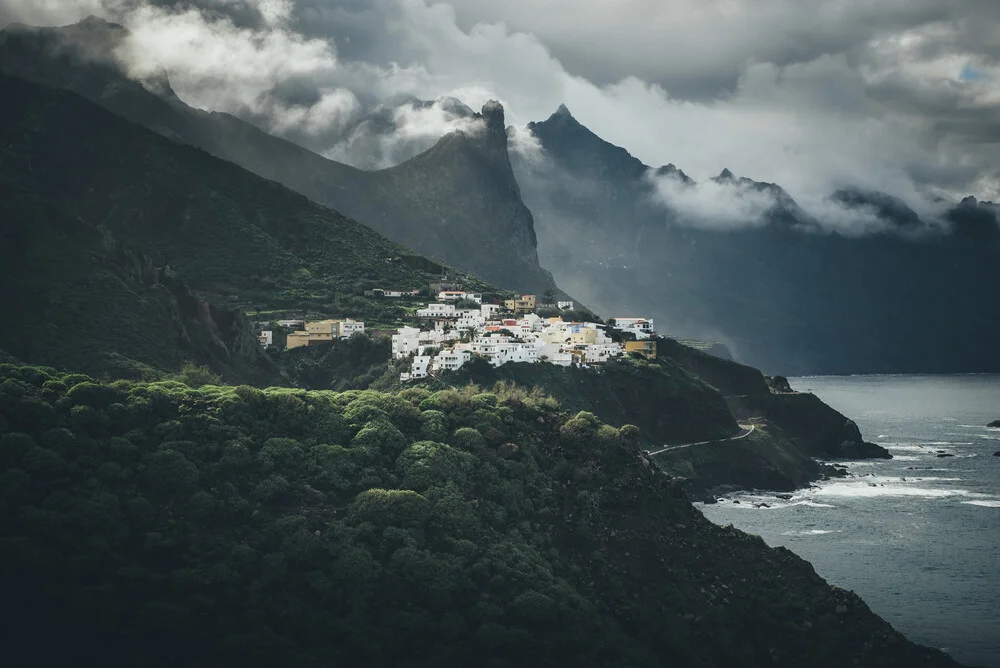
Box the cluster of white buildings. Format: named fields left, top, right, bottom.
left=394, top=303, right=655, bottom=382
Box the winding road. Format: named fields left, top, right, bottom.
left=644, top=424, right=756, bottom=457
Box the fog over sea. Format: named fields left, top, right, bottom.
left=700, top=375, right=1000, bottom=667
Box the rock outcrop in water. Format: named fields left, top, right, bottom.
left=988, top=419, right=1000, bottom=428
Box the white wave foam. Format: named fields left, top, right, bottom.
left=897, top=476, right=963, bottom=481
left=962, top=500, right=1000, bottom=508
left=780, top=529, right=841, bottom=536
left=815, top=482, right=976, bottom=499
left=890, top=456, right=922, bottom=461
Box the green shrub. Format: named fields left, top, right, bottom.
left=171, top=363, right=222, bottom=389
left=348, top=488, right=431, bottom=527
left=396, top=441, right=476, bottom=492
left=66, top=381, right=123, bottom=409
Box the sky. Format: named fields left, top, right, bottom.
left=2, top=0, right=999, bottom=212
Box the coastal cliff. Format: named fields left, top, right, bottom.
left=645, top=339, right=889, bottom=495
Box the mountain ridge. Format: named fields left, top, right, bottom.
left=514, top=103, right=1000, bottom=374
left=0, top=18, right=560, bottom=296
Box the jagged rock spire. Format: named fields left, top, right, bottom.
left=481, top=100, right=506, bottom=134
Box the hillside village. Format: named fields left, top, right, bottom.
left=254, top=285, right=656, bottom=382
left=395, top=292, right=655, bottom=382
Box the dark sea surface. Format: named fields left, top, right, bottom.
left=699, top=375, right=1000, bottom=667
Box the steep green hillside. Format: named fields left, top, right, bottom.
left=439, top=357, right=738, bottom=445
left=0, top=19, right=560, bottom=295
left=655, top=337, right=770, bottom=396
left=0, top=181, right=278, bottom=384
left=0, top=74, right=500, bottom=324
left=0, top=363, right=960, bottom=668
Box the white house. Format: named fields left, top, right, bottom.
left=374, top=288, right=420, bottom=298
left=433, top=349, right=472, bottom=372
left=481, top=303, right=501, bottom=319
left=257, top=330, right=274, bottom=348
left=438, top=291, right=483, bottom=304
left=613, top=318, right=655, bottom=340
left=339, top=319, right=365, bottom=338
left=402, top=355, right=432, bottom=382
left=392, top=326, right=422, bottom=358
left=518, top=313, right=544, bottom=330
left=456, top=310, right=486, bottom=331
left=277, top=319, right=305, bottom=330
left=557, top=301, right=575, bottom=311
left=581, top=342, right=624, bottom=363
left=417, top=303, right=457, bottom=318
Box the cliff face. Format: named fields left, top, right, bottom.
left=652, top=423, right=839, bottom=498
left=352, top=101, right=555, bottom=292
left=645, top=337, right=889, bottom=495
left=0, top=19, right=559, bottom=295
left=726, top=392, right=891, bottom=460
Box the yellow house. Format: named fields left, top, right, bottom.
left=569, top=329, right=598, bottom=345
left=624, top=340, right=657, bottom=359
left=287, top=320, right=341, bottom=349
left=504, top=294, right=536, bottom=313
left=306, top=320, right=341, bottom=335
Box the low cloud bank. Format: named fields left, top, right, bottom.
left=2, top=0, right=998, bottom=209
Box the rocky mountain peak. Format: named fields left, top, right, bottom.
left=655, top=163, right=695, bottom=185
left=716, top=168, right=737, bottom=182
left=481, top=99, right=506, bottom=132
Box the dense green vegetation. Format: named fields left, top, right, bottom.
left=272, top=334, right=403, bottom=393
left=0, top=181, right=280, bottom=385
left=0, top=363, right=960, bottom=667
left=0, top=74, right=502, bottom=327
left=442, top=356, right=738, bottom=445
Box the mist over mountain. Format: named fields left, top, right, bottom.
left=515, top=105, right=1000, bottom=375
left=3, top=14, right=1000, bottom=375
left=0, top=18, right=559, bottom=296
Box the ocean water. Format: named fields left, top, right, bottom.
left=699, top=375, right=1000, bottom=667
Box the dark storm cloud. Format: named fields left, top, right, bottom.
left=1, top=0, right=998, bottom=210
